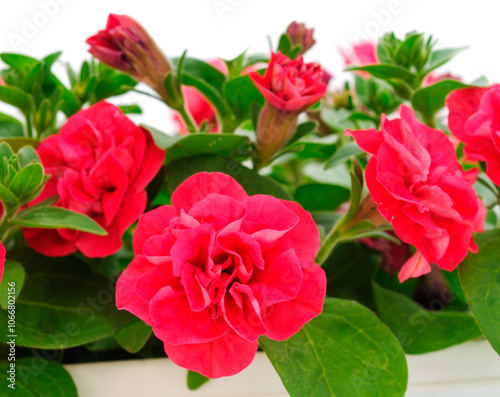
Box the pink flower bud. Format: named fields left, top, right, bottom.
left=250, top=52, right=326, bottom=165
left=286, top=21, right=316, bottom=55
left=87, top=14, right=171, bottom=98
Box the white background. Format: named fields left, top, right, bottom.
left=0, top=0, right=499, bottom=133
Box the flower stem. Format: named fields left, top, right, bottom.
left=315, top=225, right=341, bottom=267
left=177, top=105, right=197, bottom=133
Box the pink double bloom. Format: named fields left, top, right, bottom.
left=349, top=106, right=485, bottom=282
left=116, top=172, right=326, bottom=377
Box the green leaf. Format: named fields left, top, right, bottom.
left=288, top=121, right=318, bottom=145
left=224, top=74, right=265, bottom=120
left=43, top=51, right=62, bottom=70
left=285, top=135, right=337, bottom=160
left=294, top=184, right=350, bottom=212
left=8, top=163, right=44, bottom=201
left=0, top=137, right=40, bottom=152
left=411, top=79, right=469, bottom=116
left=325, top=141, right=363, bottom=169
left=0, top=141, right=13, bottom=159
left=93, top=73, right=137, bottom=102
left=224, top=50, right=246, bottom=79
left=0, top=85, right=31, bottom=113
left=118, top=104, right=142, bottom=114
left=115, top=320, right=152, bottom=353
left=260, top=298, right=408, bottom=397
left=11, top=207, right=107, bottom=235
left=345, top=64, right=415, bottom=82
left=166, top=154, right=292, bottom=200
left=323, top=242, right=379, bottom=308
left=0, top=252, right=133, bottom=349
left=424, top=47, right=466, bottom=75
left=86, top=335, right=120, bottom=351
left=16, top=145, right=41, bottom=167
left=145, top=127, right=253, bottom=163
left=374, top=282, right=482, bottom=354
left=459, top=229, right=500, bottom=355
left=0, top=113, right=24, bottom=138
left=187, top=370, right=210, bottom=390
left=320, top=108, right=353, bottom=133
left=172, top=56, right=227, bottom=94
left=181, top=72, right=231, bottom=119
left=0, top=183, right=20, bottom=211
left=0, top=260, right=25, bottom=309
left=394, top=33, right=424, bottom=67
left=44, top=73, right=82, bottom=117
left=0, top=53, right=38, bottom=70
left=0, top=358, right=78, bottom=396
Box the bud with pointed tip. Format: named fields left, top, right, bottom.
left=286, top=21, right=316, bottom=56
left=87, top=14, right=172, bottom=99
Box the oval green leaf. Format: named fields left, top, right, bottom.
left=373, top=282, right=482, bottom=354
left=411, top=79, right=469, bottom=116
left=0, top=358, right=78, bottom=396
left=0, top=253, right=133, bottom=349
left=11, top=207, right=107, bottom=235
left=0, top=260, right=25, bottom=309
left=260, top=298, right=408, bottom=397
left=294, top=183, right=350, bottom=212
left=459, top=229, right=500, bottom=355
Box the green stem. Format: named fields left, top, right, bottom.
left=25, top=112, right=33, bottom=138
left=315, top=226, right=341, bottom=267
left=177, top=105, right=197, bottom=133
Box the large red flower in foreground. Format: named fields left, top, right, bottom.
left=348, top=105, right=485, bottom=282
left=23, top=101, right=165, bottom=257
left=116, top=172, right=326, bottom=378
left=447, top=84, right=500, bottom=186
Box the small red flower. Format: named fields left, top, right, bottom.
left=23, top=101, right=165, bottom=258
left=116, top=172, right=326, bottom=378
left=447, top=84, right=500, bottom=186
left=249, top=52, right=326, bottom=114
left=348, top=105, right=485, bottom=282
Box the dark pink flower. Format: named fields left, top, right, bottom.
left=348, top=105, right=485, bottom=282
left=286, top=21, right=316, bottom=55
left=87, top=14, right=171, bottom=98
left=23, top=101, right=165, bottom=258
left=447, top=84, right=500, bottom=186
left=116, top=172, right=326, bottom=378
left=249, top=52, right=326, bottom=164
left=249, top=52, right=326, bottom=114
